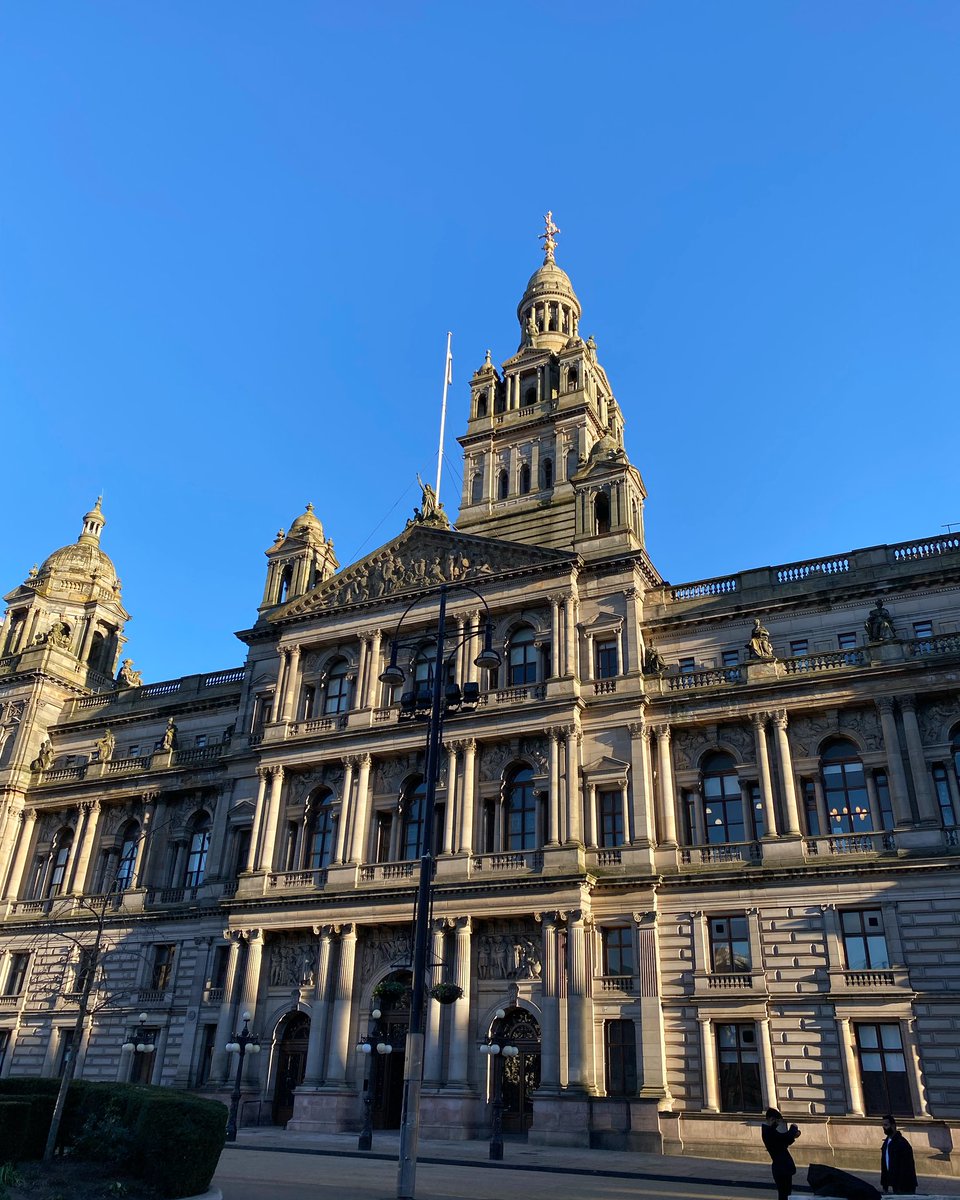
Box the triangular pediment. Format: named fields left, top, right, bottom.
left=277, top=524, right=574, bottom=619
left=582, top=754, right=630, bottom=779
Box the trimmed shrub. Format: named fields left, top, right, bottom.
left=0, top=1100, right=32, bottom=1163
left=131, top=1092, right=227, bottom=1199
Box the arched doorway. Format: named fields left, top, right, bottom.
left=272, top=1012, right=310, bottom=1126
left=497, top=1008, right=541, bottom=1134
left=370, top=971, right=410, bottom=1130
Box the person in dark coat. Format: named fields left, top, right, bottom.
left=762, top=1107, right=801, bottom=1200
left=880, top=1115, right=917, bottom=1195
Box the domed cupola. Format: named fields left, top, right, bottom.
left=516, top=212, right=582, bottom=353
left=37, top=496, right=119, bottom=593
left=259, top=503, right=339, bottom=614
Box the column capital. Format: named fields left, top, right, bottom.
left=750, top=711, right=769, bottom=731
left=20, top=809, right=37, bottom=826
left=241, top=928, right=263, bottom=943
left=628, top=720, right=650, bottom=740
left=772, top=709, right=789, bottom=731
left=80, top=799, right=101, bottom=815
left=356, top=752, right=372, bottom=767
left=342, top=755, right=361, bottom=769
left=876, top=696, right=896, bottom=715
left=334, top=921, right=356, bottom=938
left=140, top=790, right=161, bottom=804
left=898, top=694, right=918, bottom=714
left=461, top=737, right=477, bottom=753
left=650, top=722, right=671, bottom=741
left=256, top=766, right=271, bottom=781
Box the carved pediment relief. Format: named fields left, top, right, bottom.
left=279, top=527, right=570, bottom=618
left=582, top=754, right=630, bottom=781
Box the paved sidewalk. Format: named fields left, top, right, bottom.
left=215, top=1127, right=960, bottom=1199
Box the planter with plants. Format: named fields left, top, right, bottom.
left=429, top=982, right=463, bottom=1005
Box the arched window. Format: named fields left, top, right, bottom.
left=277, top=564, right=293, bottom=604
left=519, top=463, right=531, bottom=495
left=523, top=387, right=536, bottom=406
left=497, top=470, right=509, bottom=501
left=88, top=631, right=107, bottom=672
left=323, top=658, right=351, bottom=715
left=700, top=752, right=745, bottom=845
left=412, top=643, right=435, bottom=704
left=820, top=739, right=873, bottom=833
left=494, top=388, right=506, bottom=415
left=566, top=448, right=579, bottom=480
left=505, top=767, right=538, bottom=850
left=471, top=471, right=483, bottom=505
left=184, top=814, right=211, bottom=888
left=594, top=492, right=611, bottom=535
left=305, top=791, right=336, bottom=870
left=508, top=625, right=538, bottom=686
left=541, top=458, right=553, bottom=490
left=400, top=777, right=427, bottom=860
left=475, top=391, right=488, bottom=418
left=114, top=821, right=140, bottom=891
left=49, top=828, right=74, bottom=895
left=567, top=368, right=579, bottom=392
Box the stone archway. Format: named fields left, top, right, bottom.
left=272, top=1012, right=310, bottom=1126
left=496, top=1007, right=541, bottom=1134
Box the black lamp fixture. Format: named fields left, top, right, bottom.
left=224, top=1011, right=261, bottom=1142
left=480, top=1009, right=519, bottom=1161
left=121, top=1012, right=156, bottom=1057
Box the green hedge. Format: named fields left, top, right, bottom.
left=0, top=1079, right=227, bottom=1198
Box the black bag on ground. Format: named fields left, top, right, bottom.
left=807, top=1162, right=882, bottom=1200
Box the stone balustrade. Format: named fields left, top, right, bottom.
left=596, top=974, right=635, bottom=993
left=469, top=850, right=544, bottom=875
left=358, top=861, right=416, bottom=883
left=804, top=831, right=896, bottom=858
left=266, top=868, right=327, bottom=891
left=680, top=842, right=761, bottom=867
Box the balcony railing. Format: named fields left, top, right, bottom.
left=705, top=972, right=754, bottom=989
left=776, top=556, right=850, bottom=584
left=204, top=986, right=225, bottom=1005
left=783, top=650, right=864, bottom=674
left=668, top=667, right=742, bottom=691
left=680, top=842, right=761, bottom=866
left=596, top=975, right=635, bottom=993
left=841, top=970, right=897, bottom=987
left=359, top=861, right=416, bottom=883
left=137, top=988, right=169, bottom=1005
left=146, top=886, right=200, bottom=906
left=266, top=869, right=327, bottom=891
left=944, top=828, right=960, bottom=848
left=671, top=576, right=738, bottom=601
left=892, top=533, right=960, bottom=562
left=491, top=684, right=547, bottom=705
left=470, top=850, right=544, bottom=874
left=593, top=679, right=617, bottom=695
left=908, top=633, right=960, bottom=658
left=592, top=849, right=623, bottom=867
left=287, top=715, right=348, bottom=736
left=804, top=831, right=896, bottom=857
left=0, top=996, right=21, bottom=1009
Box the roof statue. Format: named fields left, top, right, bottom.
left=409, top=473, right=449, bottom=529
left=539, top=210, right=561, bottom=263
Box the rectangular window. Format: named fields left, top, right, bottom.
left=150, top=944, right=176, bottom=991
left=194, top=1023, right=218, bottom=1087
left=74, top=948, right=95, bottom=996
left=0, top=1029, right=9, bottom=1074
left=231, top=827, right=251, bottom=878
left=604, top=1019, right=637, bottom=1097
left=56, top=1028, right=76, bottom=1077
left=913, top=620, right=933, bottom=642
left=252, top=694, right=273, bottom=732
left=602, top=927, right=634, bottom=977
left=837, top=632, right=857, bottom=651
left=856, top=1022, right=912, bottom=1116
left=128, top=745, right=141, bottom=758
left=721, top=650, right=740, bottom=669
left=874, top=771, right=896, bottom=831
left=932, top=765, right=957, bottom=827
left=5, top=953, right=29, bottom=997
left=598, top=790, right=625, bottom=848
left=709, top=915, right=751, bottom=972
left=595, top=640, right=618, bottom=679
left=750, top=784, right=766, bottom=840
left=195, top=735, right=207, bottom=749
left=678, top=657, right=696, bottom=675
left=841, top=910, right=889, bottom=970
left=717, top=1023, right=762, bottom=1113
left=790, top=639, right=809, bottom=657
left=374, top=811, right=393, bottom=863
left=802, top=779, right=821, bottom=836
left=210, top=945, right=230, bottom=992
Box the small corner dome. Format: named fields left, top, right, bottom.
left=37, top=498, right=118, bottom=588
left=288, top=502, right=325, bottom=541
left=517, top=260, right=581, bottom=321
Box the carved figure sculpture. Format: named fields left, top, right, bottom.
left=865, top=599, right=897, bottom=642
left=31, top=740, right=54, bottom=772
left=524, top=313, right=538, bottom=344
left=95, top=728, right=116, bottom=762
left=643, top=646, right=667, bottom=675
left=117, top=659, right=143, bottom=688
left=746, top=618, right=775, bottom=661
left=160, top=717, right=177, bottom=752
left=47, top=621, right=71, bottom=648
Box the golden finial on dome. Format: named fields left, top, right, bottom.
left=539, top=211, right=561, bottom=263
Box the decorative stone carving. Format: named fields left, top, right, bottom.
left=838, top=708, right=883, bottom=752
left=375, top=753, right=424, bottom=794
left=407, top=474, right=450, bottom=529
left=268, top=936, right=318, bottom=988
left=30, top=740, right=54, bottom=772
left=919, top=698, right=960, bottom=744
left=643, top=646, right=667, bottom=675
left=746, top=618, right=775, bottom=661
left=477, top=925, right=542, bottom=980
left=865, top=599, right=897, bottom=642
left=788, top=713, right=837, bottom=757
left=116, top=659, right=143, bottom=688
left=716, top=722, right=754, bottom=761
left=95, top=729, right=115, bottom=762
left=360, top=929, right=413, bottom=984
left=479, top=742, right=515, bottom=782
left=671, top=727, right=714, bottom=771
left=160, top=718, right=177, bottom=752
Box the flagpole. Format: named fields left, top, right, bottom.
left=435, top=331, right=452, bottom=499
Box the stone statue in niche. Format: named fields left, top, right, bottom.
left=746, top=618, right=775, bottom=661
left=865, top=599, right=897, bottom=642
left=160, top=718, right=177, bottom=752
left=45, top=621, right=71, bottom=649
left=95, top=729, right=116, bottom=762
left=643, top=646, right=667, bottom=675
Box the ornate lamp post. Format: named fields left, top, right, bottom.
left=224, top=1011, right=261, bottom=1142
left=120, top=1012, right=156, bottom=1080
left=379, top=583, right=500, bottom=1200
left=480, top=1009, right=518, bottom=1161
left=356, top=1006, right=394, bottom=1151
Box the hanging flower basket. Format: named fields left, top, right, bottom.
left=430, top=982, right=463, bottom=1005
left=373, top=980, right=409, bottom=1004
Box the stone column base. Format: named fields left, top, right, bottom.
left=419, top=1091, right=483, bottom=1140
left=528, top=1095, right=592, bottom=1147
left=287, top=1086, right=359, bottom=1133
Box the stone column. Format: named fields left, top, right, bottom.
left=586, top=783, right=598, bottom=848
left=302, top=927, right=334, bottom=1085
left=334, top=759, right=356, bottom=863
left=356, top=635, right=369, bottom=711
left=257, top=767, right=285, bottom=872
left=583, top=632, right=595, bottom=682
left=537, top=914, right=561, bottom=1092
left=453, top=615, right=466, bottom=690
left=899, top=697, right=939, bottom=824
left=325, top=924, right=357, bottom=1084
left=563, top=594, right=577, bottom=678
left=247, top=769, right=270, bottom=872
left=758, top=1016, right=778, bottom=1109
left=207, top=783, right=232, bottom=879
left=68, top=801, right=101, bottom=894
left=423, top=922, right=446, bottom=1086
left=547, top=729, right=562, bottom=845
left=279, top=645, right=301, bottom=723
left=751, top=714, right=778, bottom=837
left=902, top=1016, right=930, bottom=1117
left=698, top=1017, right=719, bottom=1111
left=876, top=698, right=913, bottom=826
left=447, top=917, right=472, bottom=1088
left=628, top=721, right=654, bottom=845
left=812, top=776, right=830, bottom=838
left=564, top=727, right=583, bottom=844
left=465, top=612, right=481, bottom=687
left=772, top=711, right=802, bottom=836
left=5, top=809, right=37, bottom=900
left=652, top=726, right=678, bottom=846
left=459, top=739, right=476, bottom=854
left=837, top=1016, right=865, bottom=1115
left=349, top=754, right=372, bottom=863
left=565, top=912, right=590, bottom=1092
left=634, top=912, right=670, bottom=1102
left=236, top=930, right=264, bottom=1025
left=365, top=629, right=383, bottom=708
left=442, top=744, right=458, bottom=854
left=549, top=595, right=561, bottom=679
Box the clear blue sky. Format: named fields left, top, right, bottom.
left=2, top=2, right=958, bottom=682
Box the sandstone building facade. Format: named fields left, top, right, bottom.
left=1, top=232, right=959, bottom=1175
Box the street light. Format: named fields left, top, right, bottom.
left=480, top=1009, right=519, bottom=1161
left=380, top=583, right=500, bottom=1200
left=121, top=1013, right=156, bottom=1080
left=356, top=1006, right=393, bottom=1151
left=224, top=1011, right=261, bottom=1142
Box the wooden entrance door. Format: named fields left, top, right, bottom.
left=499, top=1008, right=541, bottom=1134
left=272, top=1013, right=310, bottom=1126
